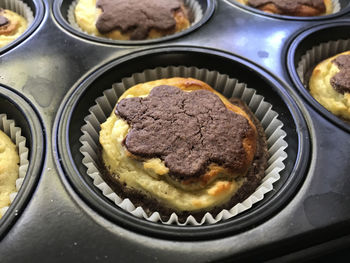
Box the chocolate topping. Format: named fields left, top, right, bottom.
left=330, top=55, right=350, bottom=94
left=0, top=16, right=8, bottom=27
left=0, top=9, right=9, bottom=27
left=116, top=85, right=253, bottom=179
left=248, top=0, right=326, bottom=14
left=332, top=54, right=350, bottom=69
left=96, top=0, right=182, bottom=40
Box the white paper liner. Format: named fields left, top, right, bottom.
left=67, top=0, right=203, bottom=41
left=0, top=114, right=29, bottom=218
left=297, top=39, right=350, bottom=87
left=333, top=0, right=341, bottom=13
left=0, top=0, right=34, bottom=26
left=79, top=66, right=288, bottom=226
left=233, top=0, right=340, bottom=15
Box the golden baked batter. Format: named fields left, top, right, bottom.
left=99, top=78, right=258, bottom=212
left=0, top=130, right=19, bottom=218
left=0, top=9, right=27, bottom=48
left=74, top=0, right=191, bottom=40
left=309, top=50, right=350, bottom=121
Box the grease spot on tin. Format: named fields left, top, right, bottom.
left=258, top=51, right=269, bottom=58
left=23, top=76, right=56, bottom=107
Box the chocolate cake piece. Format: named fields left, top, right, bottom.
left=331, top=55, right=350, bottom=94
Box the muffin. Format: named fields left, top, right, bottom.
left=236, top=0, right=333, bottom=16
left=98, top=77, right=268, bottom=221
left=0, top=129, right=19, bottom=219
left=309, top=50, right=350, bottom=121
left=74, top=0, right=192, bottom=40
left=0, top=8, right=27, bottom=48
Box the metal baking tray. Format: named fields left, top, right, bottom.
left=0, top=0, right=350, bottom=261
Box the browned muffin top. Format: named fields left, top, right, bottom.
left=331, top=55, right=350, bottom=94
left=247, top=0, right=326, bottom=14
left=116, top=85, right=253, bottom=180
left=96, top=0, right=182, bottom=40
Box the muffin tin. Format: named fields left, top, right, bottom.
left=1, top=0, right=350, bottom=261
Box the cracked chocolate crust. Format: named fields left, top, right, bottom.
left=98, top=97, right=269, bottom=223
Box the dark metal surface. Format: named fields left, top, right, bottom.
left=0, top=0, right=349, bottom=261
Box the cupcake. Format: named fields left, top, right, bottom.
left=0, top=7, right=27, bottom=48
left=0, top=114, right=29, bottom=218
left=309, top=50, right=350, bottom=121
left=236, top=0, right=333, bottom=16
left=80, top=66, right=288, bottom=225
left=98, top=77, right=269, bottom=222
left=0, top=129, right=19, bottom=218
left=74, top=0, right=192, bottom=40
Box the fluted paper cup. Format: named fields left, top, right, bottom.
left=0, top=114, right=29, bottom=218
left=80, top=66, right=288, bottom=225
